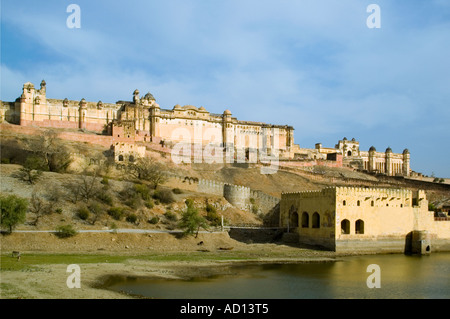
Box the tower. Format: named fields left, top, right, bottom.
left=368, top=146, right=376, bottom=173
left=385, top=147, right=393, bottom=176
left=79, top=98, right=87, bottom=129
left=403, top=149, right=410, bottom=177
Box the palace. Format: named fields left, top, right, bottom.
left=280, top=187, right=450, bottom=253
left=0, top=80, right=410, bottom=175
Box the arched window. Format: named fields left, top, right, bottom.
left=341, top=219, right=350, bottom=234
left=347, top=151, right=352, bottom=156
left=118, top=155, right=124, bottom=162
left=301, top=212, right=309, bottom=228
left=357, top=200, right=360, bottom=206
left=129, top=155, right=135, bottom=162
left=289, top=205, right=299, bottom=228
left=312, top=212, right=320, bottom=228
left=291, top=212, right=299, bottom=228
left=355, top=219, right=365, bottom=234
left=371, top=200, right=374, bottom=207
left=343, top=200, right=346, bottom=206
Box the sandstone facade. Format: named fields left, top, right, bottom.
left=280, top=187, right=450, bottom=253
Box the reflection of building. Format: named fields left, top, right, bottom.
left=1, top=81, right=295, bottom=160
left=280, top=187, right=450, bottom=253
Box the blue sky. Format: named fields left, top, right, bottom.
left=1, top=0, right=449, bottom=177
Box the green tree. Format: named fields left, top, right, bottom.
left=0, top=194, right=28, bottom=233
left=178, top=200, right=208, bottom=238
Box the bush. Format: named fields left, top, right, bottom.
left=205, top=203, right=216, bottom=214
left=77, top=207, right=90, bottom=220
left=206, top=210, right=221, bottom=226
left=153, top=189, right=175, bottom=204
left=55, top=208, right=63, bottom=214
left=164, top=211, right=178, bottom=221
left=145, top=199, right=154, bottom=209
left=185, top=198, right=195, bottom=207
left=101, top=176, right=109, bottom=186
left=55, top=225, right=77, bottom=238
left=107, top=207, right=125, bottom=221
left=134, top=184, right=151, bottom=200
left=148, top=216, right=159, bottom=224
left=172, top=188, right=183, bottom=194
left=97, top=191, right=113, bottom=206
left=126, top=213, right=138, bottom=224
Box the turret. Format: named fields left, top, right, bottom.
left=133, top=89, right=140, bottom=105
left=385, top=147, right=393, bottom=176
left=402, top=149, right=410, bottom=176
left=368, top=146, right=376, bottom=172
left=79, top=98, right=87, bottom=129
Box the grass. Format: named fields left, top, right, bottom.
left=0, top=251, right=267, bottom=272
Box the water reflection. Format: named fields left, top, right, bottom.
left=105, top=253, right=450, bottom=299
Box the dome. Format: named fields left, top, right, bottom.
left=386, top=147, right=392, bottom=153
left=369, top=146, right=376, bottom=152
left=144, top=92, right=155, bottom=101
left=199, top=106, right=206, bottom=111
left=224, top=109, right=231, bottom=115
left=403, top=149, right=410, bottom=155
left=173, top=104, right=182, bottom=110
left=343, top=137, right=347, bottom=141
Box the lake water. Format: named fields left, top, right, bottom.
left=106, top=253, right=450, bottom=299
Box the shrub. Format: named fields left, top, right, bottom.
left=55, top=225, right=77, bottom=238
left=185, top=198, right=195, bottom=208
left=172, top=188, right=183, bottom=194
left=126, top=213, right=138, bottom=224
left=109, top=222, right=118, bottom=232
left=77, top=206, right=90, bottom=220
left=205, top=203, right=216, bottom=214
left=153, top=189, right=175, bottom=204
left=107, top=207, right=125, bottom=221
left=55, top=208, right=63, bottom=214
left=164, top=211, right=178, bottom=221
left=134, top=184, right=151, bottom=200
left=125, top=196, right=143, bottom=210
left=148, top=216, right=159, bottom=224
left=97, top=191, right=113, bottom=206
left=251, top=205, right=259, bottom=215
left=206, top=210, right=221, bottom=226
left=101, top=176, right=109, bottom=186
left=145, top=199, right=154, bottom=209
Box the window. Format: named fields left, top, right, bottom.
left=343, top=200, right=346, bottom=206
left=341, top=219, right=350, bottom=234
left=118, top=155, right=124, bottom=162
left=355, top=219, right=365, bottom=234
left=301, top=212, right=309, bottom=228
left=312, top=212, right=320, bottom=228
left=357, top=200, right=360, bottom=206
left=291, top=212, right=299, bottom=228
left=371, top=201, right=374, bottom=207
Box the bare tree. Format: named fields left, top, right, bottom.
left=129, top=157, right=168, bottom=189
left=25, top=129, right=72, bottom=172
left=63, top=169, right=102, bottom=203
